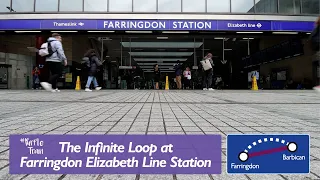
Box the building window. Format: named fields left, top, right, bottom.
left=35, top=0, right=58, bottom=12
left=12, top=0, right=34, bottom=12
left=84, top=0, right=107, bottom=12
left=59, top=0, right=83, bottom=11
left=133, top=0, right=156, bottom=12
left=158, top=0, right=181, bottom=12
left=0, top=0, right=11, bottom=12
left=109, top=0, right=132, bottom=12
left=231, top=0, right=255, bottom=13
left=255, top=0, right=277, bottom=13
left=279, top=0, right=295, bottom=14
left=182, top=0, right=206, bottom=12
left=301, top=0, right=320, bottom=14
left=207, top=0, right=230, bottom=13
left=294, top=0, right=301, bottom=14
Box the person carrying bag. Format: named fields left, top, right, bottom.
left=200, top=53, right=214, bottom=90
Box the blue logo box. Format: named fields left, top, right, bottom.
left=227, top=134, right=310, bottom=174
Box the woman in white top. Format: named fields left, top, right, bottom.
left=183, top=67, right=191, bottom=89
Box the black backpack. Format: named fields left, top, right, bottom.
left=46, top=40, right=56, bottom=57
left=82, top=57, right=92, bottom=71
left=309, top=26, right=320, bottom=51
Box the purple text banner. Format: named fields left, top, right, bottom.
left=0, top=19, right=315, bottom=31
left=10, top=135, right=221, bottom=174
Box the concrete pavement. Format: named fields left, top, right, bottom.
left=0, top=90, right=319, bottom=180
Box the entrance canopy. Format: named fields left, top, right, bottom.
left=0, top=19, right=315, bottom=32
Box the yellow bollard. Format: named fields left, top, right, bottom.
left=75, top=76, right=81, bottom=90
left=165, top=76, right=169, bottom=90
left=251, top=76, right=258, bottom=91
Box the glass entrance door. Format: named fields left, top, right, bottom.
left=0, top=65, right=9, bottom=89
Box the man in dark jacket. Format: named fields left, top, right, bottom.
left=173, top=60, right=183, bottom=89
left=83, top=49, right=102, bottom=92
left=311, top=16, right=320, bottom=92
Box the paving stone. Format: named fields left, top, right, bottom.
left=0, top=160, right=8, bottom=168
left=100, top=174, right=136, bottom=180
left=176, top=174, right=210, bottom=180
left=0, top=90, right=319, bottom=179
left=23, top=174, right=63, bottom=180
left=0, top=167, right=26, bottom=180
left=139, top=174, right=173, bottom=180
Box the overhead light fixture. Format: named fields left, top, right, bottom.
left=243, top=38, right=254, bottom=40
left=157, top=37, right=168, bottom=39
left=236, top=32, right=263, bottom=34
left=87, top=31, right=115, bottom=33
left=51, top=31, right=78, bottom=33
left=306, top=32, right=311, bottom=35
left=224, top=49, right=232, bottom=51
left=162, top=31, right=189, bottom=34
left=0, top=31, right=5, bottom=33
left=214, top=37, right=224, bottom=40
left=272, top=32, right=298, bottom=34
left=125, top=31, right=152, bottom=33
left=15, top=31, right=41, bottom=33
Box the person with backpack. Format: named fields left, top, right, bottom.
left=39, top=33, right=67, bottom=92
left=201, top=53, right=214, bottom=90
left=173, top=60, right=183, bottom=89
left=83, top=49, right=102, bottom=92
left=310, top=16, right=320, bottom=92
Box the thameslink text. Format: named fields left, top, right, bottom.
left=53, top=22, right=78, bottom=27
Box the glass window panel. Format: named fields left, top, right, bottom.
left=109, top=0, right=132, bottom=12
left=158, top=0, right=181, bottom=12
left=279, top=0, right=295, bottom=14
left=231, top=0, right=254, bottom=13
left=207, top=0, right=230, bottom=12
left=133, top=0, right=156, bottom=12
left=0, top=0, right=11, bottom=12
left=301, top=0, right=319, bottom=14
left=294, top=0, right=301, bottom=14
left=59, top=0, right=82, bottom=11
left=182, top=0, right=205, bottom=12
left=255, top=0, right=277, bottom=13
left=12, top=0, right=34, bottom=12
left=84, top=0, right=107, bottom=11
left=36, top=0, right=58, bottom=12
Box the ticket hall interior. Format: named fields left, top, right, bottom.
left=0, top=31, right=316, bottom=90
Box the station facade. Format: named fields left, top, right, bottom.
left=0, top=0, right=319, bottom=89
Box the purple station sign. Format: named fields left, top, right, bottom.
left=9, top=135, right=222, bottom=174
left=0, top=19, right=315, bottom=32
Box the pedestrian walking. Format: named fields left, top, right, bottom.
left=154, top=64, right=160, bottom=89
left=83, top=49, right=102, bottom=92
left=40, top=33, right=67, bottom=92
left=32, top=67, right=40, bottom=90
left=173, top=60, right=183, bottom=89
left=200, top=53, right=214, bottom=90
left=183, top=67, right=191, bottom=89
left=310, top=16, right=320, bottom=92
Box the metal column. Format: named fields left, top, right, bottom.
left=120, top=37, right=123, bottom=66
left=101, top=39, right=104, bottom=61
left=247, top=39, right=250, bottom=55
left=222, top=38, right=225, bottom=60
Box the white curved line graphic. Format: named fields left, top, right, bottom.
left=243, top=137, right=288, bottom=152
